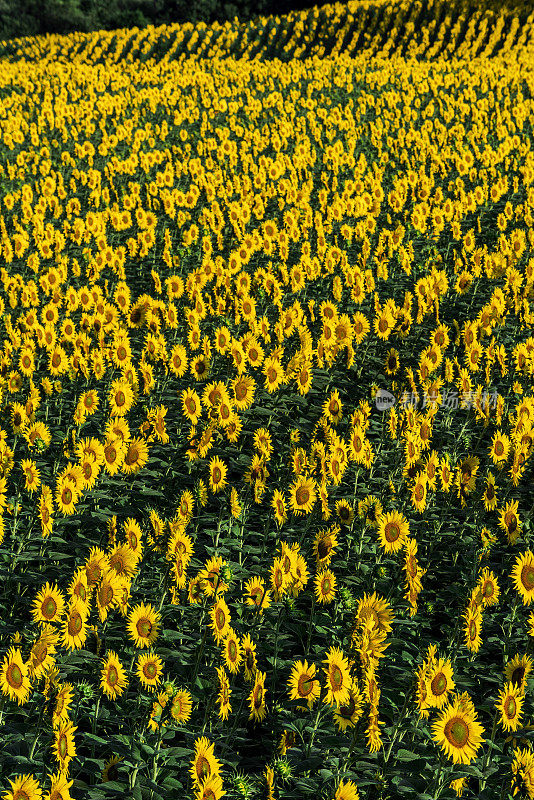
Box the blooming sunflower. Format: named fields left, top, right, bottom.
left=0, top=647, right=31, bottom=705
left=313, top=525, right=339, bottom=566
left=122, top=437, right=149, bottom=475
left=136, top=653, right=162, bottom=694
left=512, top=551, right=534, bottom=605
left=222, top=629, right=242, bottom=674
left=289, top=476, right=316, bottom=516
left=426, top=658, right=455, bottom=709
left=314, top=569, right=337, bottom=604
left=463, top=607, right=482, bottom=653
left=60, top=600, right=89, bottom=651
left=271, top=489, right=287, bottom=527
left=477, top=568, right=500, bottom=607
left=248, top=670, right=267, bottom=722
left=127, top=603, right=160, bottom=648
left=489, top=430, right=511, bottom=465
left=171, top=688, right=193, bottom=724
left=333, top=678, right=364, bottom=732
left=377, top=510, right=409, bottom=554
left=322, top=647, right=351, bottom=707
left=100, top=651, right=128, bottom=700
left=210, top=598, right=231, bottom=644
left=500, top=500, right=522, bottom=545
left=189, top=737, right=222, bottom=789
left=287, top=659, right=320, bottom=709
left=28, top=625, right=57, bottom=681
left=32, top=582, right=65, bottom=625
left=354, top=592, right=394, bottom=636
left=332, top=778, right=360, bottom=800
left=1, top=774, right=43, bottom=800
left=511, top=747, right=534, bottom=799
left=208, top=456, right=227, bottom=494
left=52, top=683, right=74, bottom=729
left=323, top=389, right=343, bottom=425
left=195, top=774, right=225, bottom=800
left=431, top=698, right=485, bottom=764
left=52, top=718, right=77, bottom=773
left=21, top=459, right=40, bottom=494
left=216, top=665, right=231, bottom=721
left=47, top=771, right=74, bottom=799
left=242, top=634, right=257, bottom=682
left=497, top=682, right=524, bottom=732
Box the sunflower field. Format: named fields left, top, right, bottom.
left=1, top=0, right=534, bottom=798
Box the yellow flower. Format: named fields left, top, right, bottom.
left=0, top=647, right=31, bottom=705
left=497, top=682, right=524, bottom=732
left=431, top=697, right=485, bottom=764
left=126, top=603, right=161, bottom=648
left=287, top=659, right=320, bottom=709
left=100, top=651, right=128, bottom=700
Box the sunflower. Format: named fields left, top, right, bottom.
left=511, top=747, right=534, bottom=799
left=0, top=647, right=31, bottom=705
left=190, top=737, right=222, bottom=789
left=1, top=774, right=43, bottom=800
left=242, top=634, right=257, bottom=683
left=85, top=547, right=109, bottom=587
left=323, top=389, right=343, bottom=425
left=289, top=476, right=316, bottom=516
left=216, top=666, right=231, bottom=721
left=170, top=688, right=193, bottom=724
left=333, top=779, right=360, bottom=800
left=505, top=654, right=533, bottom=692
left=322, top=647, right=351, bottom=707
left=21, top=459, right=40, bottom=494
left=287, top=659, right=320, bottom=709
left=384, top=348, right=400, bottom=376
left=96, top=569, right=126, bottom=622
left=489, top=431, right=511, bottom=465
left=477, top=568, right=500, bottom=607
left=194, top=774, right=225, bottom=800
left=263, top=357, right=284, bottom=393
left=355, top=593, right=394, bottom=636
left=512, top=551, right=534, bottom=605
left=122, top=437, right=149, bottom=475
left=32, top=582, right=65, bottom=625
left=313, top=525, right=339, bottom=566
left=482, top=472, right=498, bottom=512
left=55, top=478, right=79, bottom=516
left=28, top=626, right=57, bottom=681
left=497, top=682, right=524, bottom=732
left=100, top=651, right=128, bottom=700
left=102, top=756, right=122, bottom=783
left=358, top=495, right=383, bottom=528
left=231, top=375, right=256, bottom=410
left=182, top=388, right=202, bottom=424
left=335, top=499, right=354, bottom=527
left=47, top=771, right=74, bottom=800
left=127, top=603, right=161, bottom=648
left=271, top=489, right=287, bottom=527
left=377, top=510, right=410, bottom=554
left=463, top=607, right=482, bottom=653
left=431, top=698, right=485, bottom=764
left=61, top=600, right=89, bottom=651
left=248, top=670, right=267, bottom=722
left=208, top=456, right=227, bottom=494
left=52, top=683, right=74, bottom=729
left=426, top=658, right=455, bottom=709
left=314, top=569, right=337, bottom=604
left=108, top=379, right=134, bottom=417
left=333, top=678, right=364, bottom=732
left=410, top=474, right=428, bottom=514
left=500, top=500, right=522, bottom=545
left=222, top=629, right=242, bottom=674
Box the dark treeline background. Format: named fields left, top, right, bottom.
left=0, top=0, right=333, bottom=41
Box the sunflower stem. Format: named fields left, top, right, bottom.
left=90, top=695, right=101, bottom=760
left=306, top=702, right=324, bottom=759
left=479, top=710, right=499, bottom=794
left=383, top=683, right=412, bottom=765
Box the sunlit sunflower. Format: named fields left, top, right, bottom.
left=500, top=499, right=522, bottom=545
left=52, top=718, right=77, bottom=773
left=431, top=698, right=485, bottom=764
left=52, top=683, right=74, bottom=729
left=61, top=600, right=89, bottom=651
left=47, top=771, right=74, bottom=800
left=170, top=688, right=193, bottom=724
left=189, top=736, right=222, bottom=788
left=0, top=647, right=31, bottom=705
left=21, top=459, right=40, bottom=494
left=489, top=431, right=511, bottom=465
left=32, top=582, right=65, bottom=625
left=195, top=774, right=225, bottom=800
left=208, top=456, right=228, bottom=494
left=215, top=665, right=232, bottom=722
left=248, top=670, right=267, bottom=722
left=28, top=625, right=57, bottom=681
left=222, top=629, right=242, bottom=674
left=210, top=597, right=231, bottom=644
left=333, top=678, right=364, bottom=733
left=355, top=593, right=394, bottom=636
left=512, top=551, right=534, bottom=605
left=100, top=651, right=128, bottom=700
left=477, top=568, right=500, bottom=607
left=463, top=607, right=482, bottom=653
left=287, top=659, right=320, bottom=709
left=323, top=389, right=343, bottom=425
left=289, top=476, right=316, bottom=516
left=322, top=647, right=351, bottom=707
left=271, top=489, right=287, bottom=527
left=497, top=682, right=524, bottom=732
left=333, top=779, right=360, bottom=800
left=127, top=603, right=161, bottom=648
left=426, top=658, right=455, bottom=709
left=335, top=499, right=354, bottom=527
left=314, top=569, right=337, bottom=604
left=1, top=774, right=43, bottom=800
left=122, top=437, right=149, bottom=475
left=242, top=634, right=257, bottom=683
left=313, top=525, right=339, bottom=566
left=511, top=747, right=534, bottom=799
left=377, top=510, right=410, bottom=554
